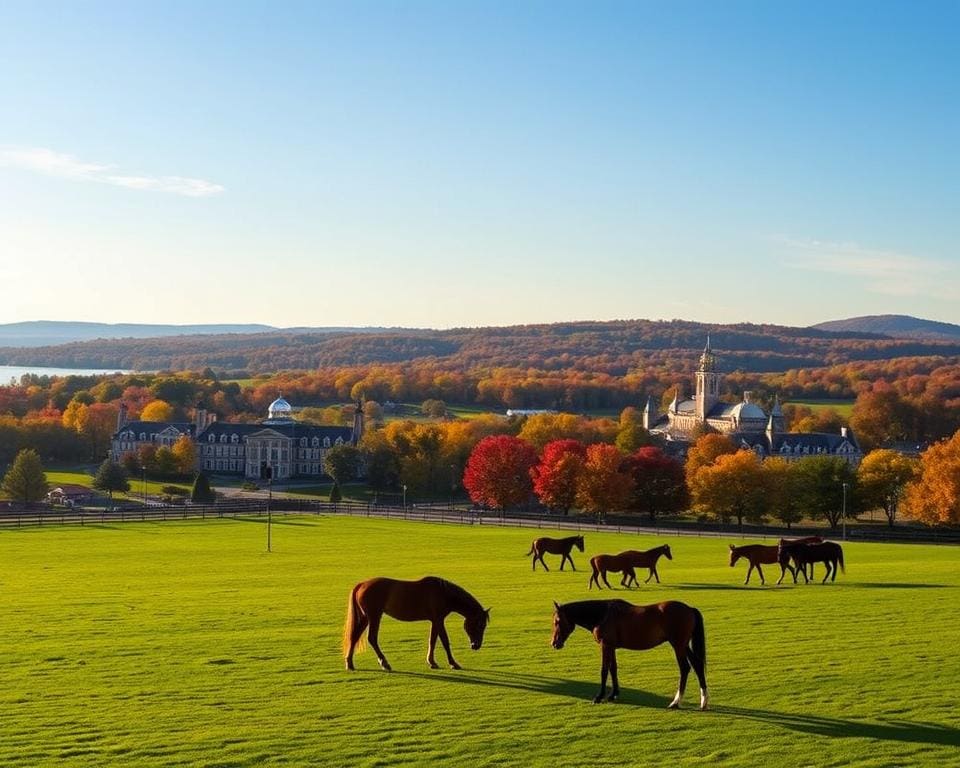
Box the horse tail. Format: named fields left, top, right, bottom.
left=342, top=584, right=366, bottom=658
left=838, top=545, right=845, bottom=574
left=526, top=542, right=536, bottom=557
left=691, top=607, right=706, bottom=670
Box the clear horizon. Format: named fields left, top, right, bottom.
left=2, top=2, right=958, bottom=327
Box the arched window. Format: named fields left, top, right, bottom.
left=139, top=432, right=146, bottom=441
left=220, top=434, right=227, bottom=443
left=231, top=434, right=239, bottom=443
left=300, top=437, right=307, bottom=447
left=208, top=434, right=216, bottom=443
left=335, top=437, right=343, bottom=446
left=312, top=437, right=319, bottom=447
left=323, top=437, right=331, bottom=448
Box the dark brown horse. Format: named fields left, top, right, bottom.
left=527, top=535, right=585, bottom=571
left=589, top=544, right=673, bottom=589
left=728, top=544, right=795, bottom=585
left=551, top=599, right=708, bottom=709
left=343, top=576, right=490, bottom=671
left=777, top=540, right=845, bottom=584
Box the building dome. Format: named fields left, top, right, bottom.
left=730, top=402, right=766, bottom=421
left=267, top=396, right=293, bottom=421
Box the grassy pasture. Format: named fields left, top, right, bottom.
left=1, top=517, right=958, bottom=767
left=788, top=399, right=856, bottom=417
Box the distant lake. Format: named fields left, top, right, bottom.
left=0, top=365, right=131, bottom=383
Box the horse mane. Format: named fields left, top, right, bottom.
left=439, top=578, right=483, bottom=614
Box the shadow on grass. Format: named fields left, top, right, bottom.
left=228, top=517, right=318, bottom=527
left=395, top=669, right=664, bottom=708
left=714, top=705, right=960, bottom=747
left=398, top=670, right=960, bottom=745
left=840, top=582, right=950, bottom=590
left=671, top=583, right=756, bottom=591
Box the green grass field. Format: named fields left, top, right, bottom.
left=788, top=399, right=856, bottom=417
left=1, top=517, right=958, bottom=767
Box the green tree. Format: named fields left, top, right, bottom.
left=93, top=459, right=130, bottom=508
left=2, top=448, right=48, bottom=506
left=324, top=445, right=362, bottom=485
left=794, top=456, right=858, bottom=530
left=421, top=399, right=447, bottom=418
left=857, top=449, right=919, bottom=527
left=191, top=472, right=216, bottom=504
left=329, top=481, right=343, bottom=503
left=762, top=457, right=803, bottom=528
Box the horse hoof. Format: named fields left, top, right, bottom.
left=428, top=662, right=439, bottom=670
left=592, top=696, right=604, bottom=704
left=607, top=695, right=618, bottom=702
left=667, top=702, right=680, bottom=710
left=451, top=663, right=462, bottom=670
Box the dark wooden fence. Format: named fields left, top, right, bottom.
left=1, top=499, right=958, bottom=544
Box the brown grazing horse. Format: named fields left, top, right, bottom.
left=728, top=544, right=795, bottom=585
left=588, top=544, right=673, bottom=589
left=343, top=576, right=490, bottom=671
left=527, top=535, right=585, bottom=571
left=777, top=540, right=845, bottom=584
left=551, top=599, right=708, bottom=709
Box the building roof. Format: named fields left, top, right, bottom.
left=114, top=421, right=195, bottom=438
left=197, top=421, right=353, bottom=441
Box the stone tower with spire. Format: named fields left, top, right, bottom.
left=695, top=335, right=721, bottom=421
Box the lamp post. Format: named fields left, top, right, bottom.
left=402, top=484, right=407, bottom=511
left=841, top=481, right=848, bottom=541
left=141, top=464, right=147, bottom=506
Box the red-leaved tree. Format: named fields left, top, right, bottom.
left=463, top=435, right=539, bottom=509
left=532, top=439, right=587, bottom=514
left=624, top=446, right=688, bottom=521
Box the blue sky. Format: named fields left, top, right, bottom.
left=1, top=1, right=957, bottom=328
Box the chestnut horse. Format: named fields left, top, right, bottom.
left=728, top=544, right=793, bottom=585
left=777, top=540, right=845, bottom=584
left=551, top=599, right=708, bottom=709
left=588, top=544, right=673, bottom=589
left=343, top=576, right=490, bottom=671
left=527, top=535, right=585, bottom=571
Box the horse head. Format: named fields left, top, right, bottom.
left=663, top=544, right=673, bottom=560
left=465, top=607, right=490, bottom=651
left=551, top=601, right=574, bottom=650
left=575, top=536, right=585, bottom=552
left=728, top=544, right=739, bottom=567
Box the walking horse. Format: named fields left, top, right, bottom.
left=527, top=535, right=585, bottom=571
left=551, top=599, right=708, bottom=710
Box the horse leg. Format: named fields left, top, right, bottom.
left=668, top=644, right=690, bottom=709
left=607, top=648, right=620, bottom=702
left=822, top=561, right=832, bottom=584
left=345, top=611, right=369, bottom=671
left=427, top=622, right=440, bottom=669
left=688, top=647, right=709, bottom=711
left=367, top=613, right=392, bottom=672
left=589, top=568, right=599, bottom=590
left=594, top=644, right=611, bottom=703
left=744, top=563, right=753, bottom=585
left=756, top=563, right=765, bottom=585
left=539, top=553, right=550, bottom=572
left=437, top=622, right=461, bottom=670
left=602, top=570, right=612, bottom=589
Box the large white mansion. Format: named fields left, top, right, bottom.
left=111, top=397, right=363, bottom=480
left=644, top=338, right=862, bottom=464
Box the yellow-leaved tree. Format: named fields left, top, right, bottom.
left=140, top=400, right=174, bottom=422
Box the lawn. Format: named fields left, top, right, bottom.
left=45, top=470, right=191, bottom=499
left=788, top=399, right=856, bottom=417
left=1, top=517, right=958, bottom=766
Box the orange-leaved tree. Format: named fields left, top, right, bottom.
left=901, top=431, right=960, bottom=525
left=575, top=443, right=634, bottom=517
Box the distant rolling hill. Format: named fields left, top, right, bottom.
left=812, top=315, right=960, bottom=341
left=0, top=321, right=393, bottom=347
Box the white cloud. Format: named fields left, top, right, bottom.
left=780, top=237, right=959, bottom=301
left=0, top=146, right=224, bottom=197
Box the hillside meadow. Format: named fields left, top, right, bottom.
left=1, top=516, right=958, bottom=766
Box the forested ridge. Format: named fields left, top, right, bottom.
left=2, top=319, right=959, bottom=374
